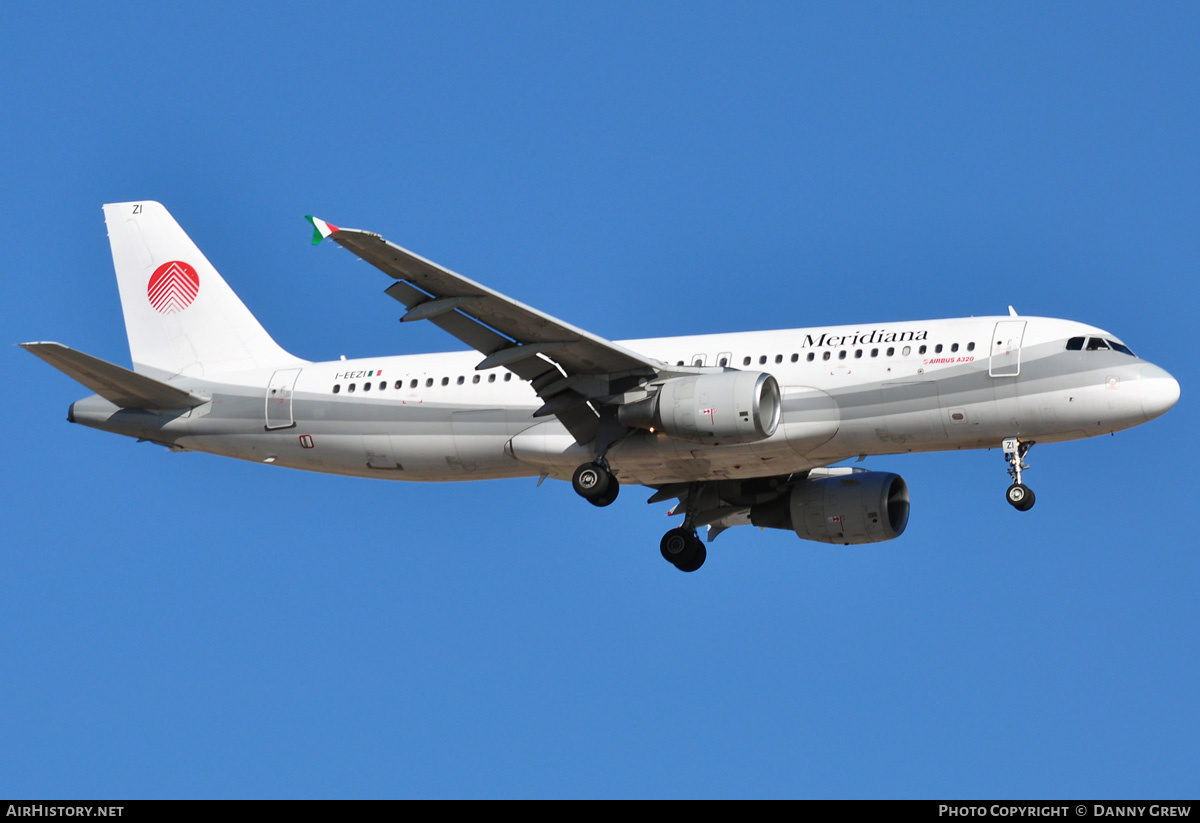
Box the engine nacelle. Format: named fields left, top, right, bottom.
left=618, top=371, right=781, bottom=444
left=750, top=471, right=910, bottom=544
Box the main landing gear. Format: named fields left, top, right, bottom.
left=571, top=418, right=625, bottom=508
left=572, top=461, right=620, bottom=507
left=660, top=527, right=706, bottom=573
left=571, top=460, right=707, bottom=572
left=1002, top=437, right=1036, bottom=512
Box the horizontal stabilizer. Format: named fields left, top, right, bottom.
left=20, top=342, right=207, bottom=409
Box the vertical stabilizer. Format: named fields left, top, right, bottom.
left=104, top=201, right=304, bottom=378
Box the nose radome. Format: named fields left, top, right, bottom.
left=1140, top=364, right=1180, bottom=421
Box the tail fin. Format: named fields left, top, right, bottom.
left=104, top=201, right=303, bottom=378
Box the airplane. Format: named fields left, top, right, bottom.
left=22, top=202, right=1180, bottom=572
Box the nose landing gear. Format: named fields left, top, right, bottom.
left=1003, top=437, right=1036, bottom=511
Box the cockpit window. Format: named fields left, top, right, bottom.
left=1069, top=335, right=1136, bottom=356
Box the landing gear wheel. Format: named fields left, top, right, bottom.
left=676, top=543, right=707, bottom=573
left=572, top=462, right=611, bottom=501
left=1006, top=483, right=1036, bottom=511
left=660, top=528, right=692, bottom=563
left=660, top=527, right=706, bottom=572
left=588, top=476, right=620, bottom=507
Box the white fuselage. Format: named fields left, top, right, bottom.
left=69, top=315, right=1178, bottom=487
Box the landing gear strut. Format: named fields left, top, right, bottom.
left=660, top=527, right=706, bottom=572
left=572, top=461, right=619, bottom=507
left=1002, top=437, right=1036, bottom=511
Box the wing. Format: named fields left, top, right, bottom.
left=308, top=215, right=695, bottom=444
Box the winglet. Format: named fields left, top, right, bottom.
left=306, top=215, right=340, bottom=245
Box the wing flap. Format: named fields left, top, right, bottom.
left=21, top=342, right=207, bottom=409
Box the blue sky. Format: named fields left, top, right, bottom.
left=2, top=3, right=1196, bottom=798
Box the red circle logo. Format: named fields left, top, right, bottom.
left=147, top=261, right=200, bottom=314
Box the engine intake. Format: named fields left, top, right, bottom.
left=750, top=471, right=910, bottom=544
left=618, top=371, right=781, bottom=444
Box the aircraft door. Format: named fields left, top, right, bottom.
left=989, top=321, right=1026, bottom=377
left=452, top=409, right=508, bottom=473
left=880, top=381, right=948, bottom=443
left=265, top=368, right=302, bottom=429
left=363, top=435, right=402, bottom=470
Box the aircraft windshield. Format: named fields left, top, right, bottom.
left=1066, top=336, right=1136, bottom=357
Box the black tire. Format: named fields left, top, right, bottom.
left=1006, top=483, right=1035, bottom=511
left=588, top=476, right=620, bottom=507
left=1016, top=487, right=1035, bottom=511
left=660, top=527, right=697, bottom=565
left=572, top=462, right=610, bottom=500
left=675, top=542, right=706, bottom=573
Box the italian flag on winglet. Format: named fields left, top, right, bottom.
left=305, top=215, right=340, bottom=245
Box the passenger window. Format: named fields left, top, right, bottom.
left=967, top=342, right=975, bottom=351
left=838, top=350, right=847, bottom=360
left=887, top=347, right=895, bottom=356
left=919, top=345, right=927, bottom=355
left=410, top=379, right=418, bottom=388
left=719, top=357, right=728, bottom=367
left=348, top=383, right=356, bottom=393
left=394, top=380, right=402, bottom=389
left=379, top=381, right=386, bottom=390
left=935, top=344, right=943, bottom=353
left=806, top=352, right=815, bottom=362
left=472, top=375, right=480, bottom=384
left=333, top=384, right=340, bottom=394
left=1066, top=337, right=1084, bottom=351
left=488, top=374, right=496, bottom=383
left=854, top=349, right=863, bottom=359
left=441, top=377, right=450, bottom=386
left=743, top=356, right=751, bottom=366
left=902, top=345, right=911, bottom=356
left=822, top=351, right=831, bottom=361
left=504, top=373, right=512, bottom=382
left=871, top=348, right=879, bottom=357
left=774, top=354, right=782, bottom=364
left=363, top=382, right=371, bottom=392
left=457, top=376, right=464, bottom=385
left=425, top=378, right=433, bottom=387
left=759, top=355, right=767, bottom=365
left=951, top=343, right=959, bottom=352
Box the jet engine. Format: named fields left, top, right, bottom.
left=750, top=471, right=910, bottom=544
left=617, top=371, right=781, bottom=444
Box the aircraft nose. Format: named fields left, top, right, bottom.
left=1139, top=364, right=1180, bottom=421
